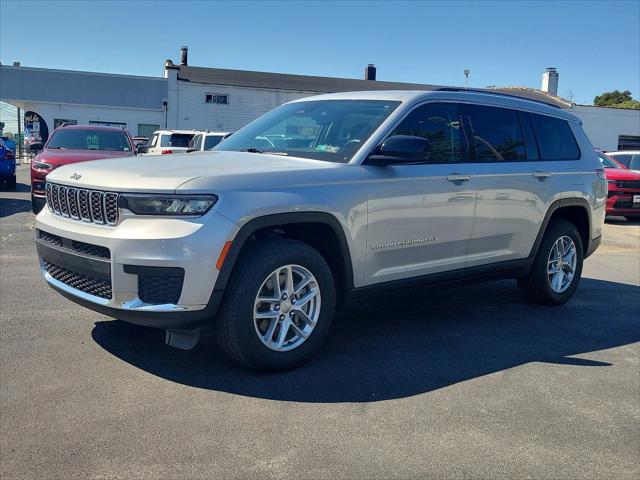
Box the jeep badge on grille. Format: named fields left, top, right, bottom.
left=70, top=173, right=82, bottom=180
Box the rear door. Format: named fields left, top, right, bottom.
left=463, top=105, right=578, bottom=267
left=363, top=102, right=476, bottom=284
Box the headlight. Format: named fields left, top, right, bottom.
left=119, top=194, right=218, bottom=216
left=32, top=161, right=53, bottom=170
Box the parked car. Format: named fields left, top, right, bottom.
left=137, top=129, right=197, bottom=155
left=605, top=150, right=640, bottom=171
left=0, top=135, right=17, bottom=153
left=30, top=124, right=135, bottom=213
left=187, top=131, right=233, bottom=153
left=0, top=137, right=16, bottom=190
left=131, top=136, right=148, bottom=148
left=596, top=151, right=640, bottom=221
left=36, top=90, right=605, bottom=371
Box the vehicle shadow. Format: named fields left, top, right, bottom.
left=92, top=277, right=640, bottom=403
left=0, top=197, right=32, bottom=218
left=606, top=216, right=640, bottom=226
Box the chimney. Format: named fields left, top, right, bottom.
left=541, top=67, right=558, bottom=96
left=180, top=46, right=188, bottom=66
left=365, top=64, right=376, bottom=81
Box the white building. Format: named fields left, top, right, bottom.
left=1, top=48, right=638, bottom=151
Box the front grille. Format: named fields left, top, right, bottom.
left=614, top=200, right=640, bottom=209
left=46, top=183, right=119, bottom=225
left=614, top=179, right=640, bottom=189
left=71, top=240, right=111, bottom=259
left=43, top=259, right=112, bottom=299
left=138, top=275, right=184, bottom=304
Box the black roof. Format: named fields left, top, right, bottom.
left=176, top=65, right=572, bottom=109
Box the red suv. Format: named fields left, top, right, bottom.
left=31, top=125, right=135, bottom=213
left=596, top=151, right=640, bottom=221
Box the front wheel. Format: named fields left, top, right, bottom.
left=216, top=237, right=336, bottom=371
left=517, top=219, right=584, bottom=306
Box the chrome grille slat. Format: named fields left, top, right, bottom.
left=45, top=182, right=119, bottom=226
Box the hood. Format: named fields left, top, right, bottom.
left=604, top=167, right=640, bottom=181
left=36, top=148, right=134, bottom=167
left=45, top=151, right=344, bottom=193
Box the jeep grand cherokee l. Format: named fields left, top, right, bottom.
left=35, top=90, right=606, bottom=371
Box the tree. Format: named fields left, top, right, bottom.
left=593, top=90, right=639, bottom=109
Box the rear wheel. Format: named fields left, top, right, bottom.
left=517, top=219, right=584, bottom=305
left=216, top=237, right=336, bottom=371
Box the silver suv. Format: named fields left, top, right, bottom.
left=35, top=90, right=606, bottom=371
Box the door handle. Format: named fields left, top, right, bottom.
left=446, top=174, right=471, bottom=182
left=533, top=171, right=551, bottom=179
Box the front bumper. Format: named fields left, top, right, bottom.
left=606, top=189, right=640, bottom=216
left=36, top=206, right=238, bottom=329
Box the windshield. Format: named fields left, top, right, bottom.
left=596, top=151, right=620, bottom=168
left=47, top=129, right=131, bottom=151
left=214, top=100, right=401, bottom=162
left=609, top=153, right=640, bottom=171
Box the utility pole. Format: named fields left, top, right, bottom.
left=464, top=69, right=470, bottom=89
left=16, top=106, right=22, bottom=159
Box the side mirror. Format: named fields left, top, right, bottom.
left=136, top=144, right=148, bottom=154
left=186, top=147, right=197, bottom=153
left=367, top=135, right=431, bottom=166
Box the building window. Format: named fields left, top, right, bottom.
left=89, top=120, right=127, bottom=129
left=54, top=118, right=77, bottom=128
left=205, top=94, right=229, bottom=104
left=138, top=123, right=160, bottom=138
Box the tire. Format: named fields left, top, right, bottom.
left=624, top=216, right=640, bottom=222
left=216, top=237, right=336, bottom=371
left=517, top=219, right=584, bottom=306
left=31, top=194, right=45, bottom=214
left=6, top=175, right=16, bottom=190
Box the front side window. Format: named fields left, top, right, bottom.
left=215, top=100, right=401, bottom=163
left=529, top=113, right=580, bottom=160
left=467, top=105, right=525, bottom=162
left=389, top=102, right=469, bottom=163
left=148, top=134, right=158, bottom=148
left=46, top=129, right=132, bottom=151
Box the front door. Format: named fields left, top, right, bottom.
left=363, top=102, right=476, bottom=285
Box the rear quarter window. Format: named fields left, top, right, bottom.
left=529, top=113, right=580, bottom=160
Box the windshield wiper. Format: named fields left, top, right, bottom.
left=245, top=148, right=288, bottom=156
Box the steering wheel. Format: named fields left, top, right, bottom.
left=342, top=139, right=362, bottom=149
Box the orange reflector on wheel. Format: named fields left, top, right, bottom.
left=216, top=241, right=233, bottom=270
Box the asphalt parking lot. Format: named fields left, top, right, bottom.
left=1, top=164, right=639, bottom=479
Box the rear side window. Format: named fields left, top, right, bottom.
left=390, top=102, right=470, bottom=163
left=529, top=114, right=580, bottom=160
left=467, top=105, right=526, bottom=162
left=204, top=135, right=224, bottom=150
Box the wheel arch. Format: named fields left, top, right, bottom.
left=213, top=212, right=355, bottom=301
left=530, top=198, right=592, bottom=259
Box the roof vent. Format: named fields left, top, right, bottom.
left=365, top=64, right=376, bottom=81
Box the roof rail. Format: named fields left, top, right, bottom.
left=435, top=87, right=562, bottom=109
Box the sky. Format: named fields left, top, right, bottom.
left=1, top=0, right=639, bottom=132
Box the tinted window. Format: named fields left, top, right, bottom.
left=161, top=133, right=194, bottom=148
left=47, top=129, right=131, bottom=151
left=529, top=114, right=580, bottom=160
left=389, top=103, right=469, bottom=163
left=467, top=105, right=525, bottom=162
left=204, top=135, right=224, bottom=150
